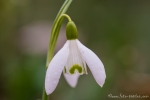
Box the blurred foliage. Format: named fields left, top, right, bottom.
left=0, top=0, right=150, bottom=100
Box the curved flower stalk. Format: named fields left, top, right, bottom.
left=45, top=21, right=106, bottom=95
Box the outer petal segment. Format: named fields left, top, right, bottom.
left=45, top=41, right=69, bottom=95
left=76, top=40, right=106, bottom=87
left=64, top=74, right=80, bottom=88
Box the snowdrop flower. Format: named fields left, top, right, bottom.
left=45, top=21, right=106, bottom=95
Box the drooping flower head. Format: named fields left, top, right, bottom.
left=45, top=21, right=106, bottom=95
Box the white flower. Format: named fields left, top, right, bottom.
left=45, top=39, right=106, bottom=95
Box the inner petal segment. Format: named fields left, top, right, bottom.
left=65, top=40, right=87, bottom=75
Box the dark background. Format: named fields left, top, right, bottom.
left=0, top=0, right=150, bottom=100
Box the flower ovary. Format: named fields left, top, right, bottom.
left=66, top=21, right=78, bottom=40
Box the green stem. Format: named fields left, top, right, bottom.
left=42, top=86, right=49, bottom=100
left=61, top=14, right=72, bottom=21
left=42, top=0, right=73, bottom=100
left=46, top=0, right=72, bottom=68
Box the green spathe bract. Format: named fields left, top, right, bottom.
left=66, top=21, right=78, bottom=40
left=69, top=64, right=82, bottom=74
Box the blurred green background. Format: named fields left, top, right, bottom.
left=0, top=0, right=150, bottom=100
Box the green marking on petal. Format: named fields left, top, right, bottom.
left=64, top=67, right=67, bottom=73
left=69, top=64, right=82, bottom=74
left=83, top=67, right=86, bottom=73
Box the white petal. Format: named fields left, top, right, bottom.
left=45, top=41, right=69, bottom=95
left=76, top=40, right=106, bottom=87
left=64, top=74, right=80, bottom=88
